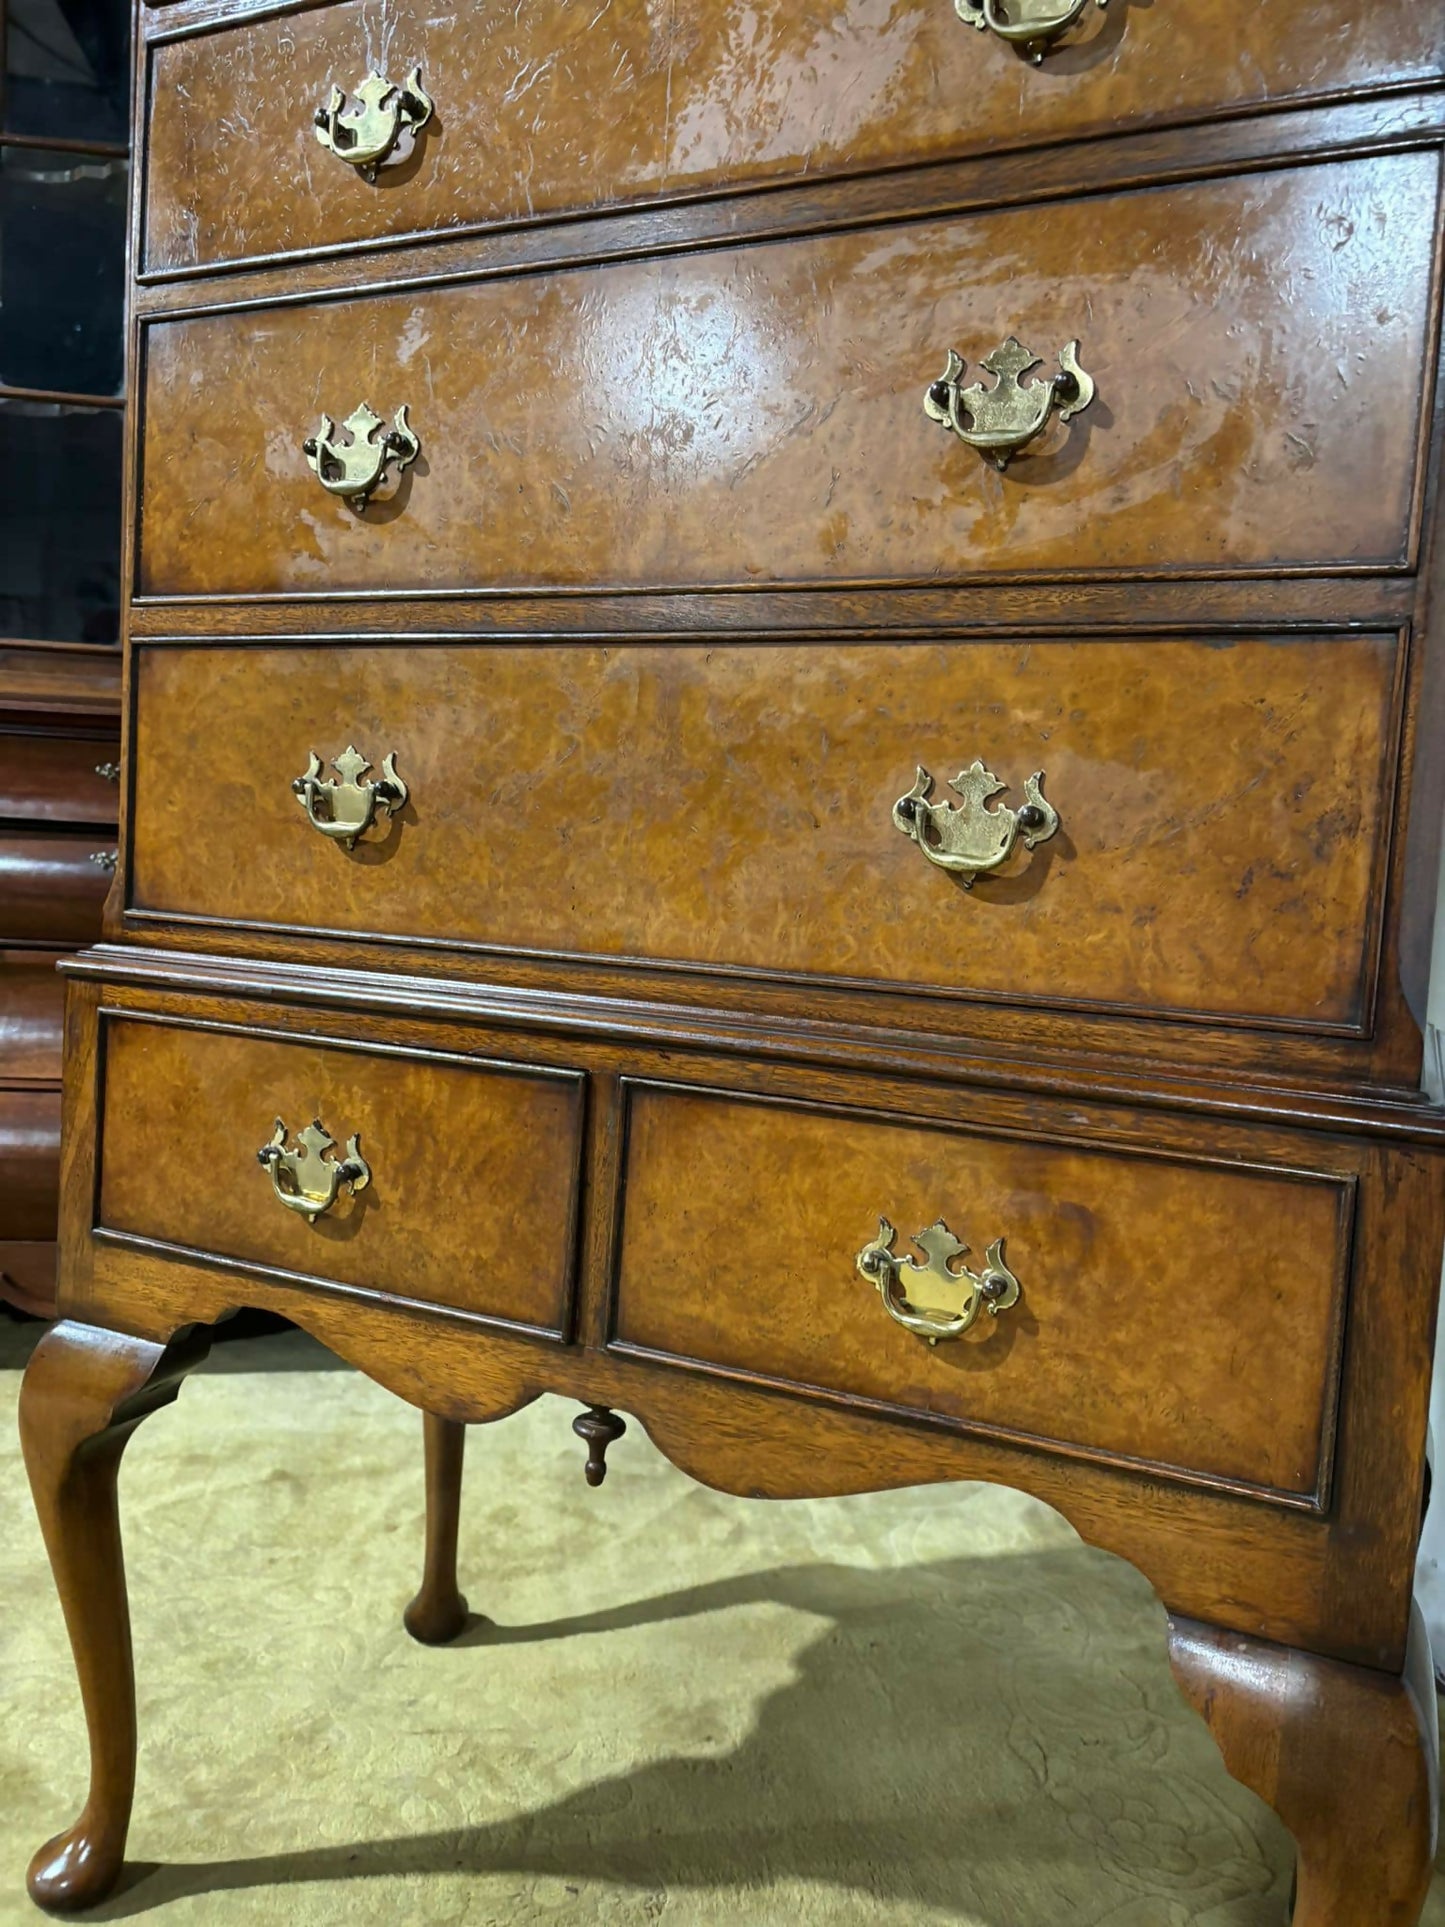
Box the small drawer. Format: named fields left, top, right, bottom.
left=137, top=151, right=1441, bottom=596
left=130, top=632, right=1402, bottom=1037
left=612, top=1085, right=1354, bottom=1507
left=0, top=834, right=113, bottom=944
left=96, top=1013, right=585, bottom=1335
left=0, top=733, right=120, bottom=825
left=140, top=0, right=1445, bottom=277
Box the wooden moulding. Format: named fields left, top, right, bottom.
left=60, top=939, right=1445, bottom=1146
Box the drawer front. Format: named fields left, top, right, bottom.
left=136, top=152, right=1441, bottom=597
left=96, top=1014, right=584, bottom=1334
left=0, top=734, right=120, bottom=824
left=0, top=834, right=112, bottom=944
left=141, top=0, right=1445, bottom=276
left=131, top=634, right=1400, bottom=1034
left=612, top=1086, right=1353, bottom=1505
left=0, top=1087, right=60, bottom=1239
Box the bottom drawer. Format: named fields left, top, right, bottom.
left=612, top=1085, right=1353, bottom=1507
left=97, top=1013, right=584, bottom=1335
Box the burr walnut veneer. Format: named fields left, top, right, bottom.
left=19, top=0, right=1445, bottom=1919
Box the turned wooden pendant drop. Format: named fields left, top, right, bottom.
left=572, top=1406, right=626, bottom=1486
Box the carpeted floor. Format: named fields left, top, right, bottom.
left=4, top=1328, right=1445, bottom=1926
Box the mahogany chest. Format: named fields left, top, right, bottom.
left=19, top=1, right=1445, bottom=1918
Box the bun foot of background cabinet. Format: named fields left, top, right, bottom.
left=403, top=1412, right=470, bottom=1645
left=1168, top=1608, right=1439, bottom=1927
left=20, top=1319, right=211, bottom=1913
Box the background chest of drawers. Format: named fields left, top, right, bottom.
left=0, top=642, right=118, bottom=1317
left=18, top=0, right=1445, bottom=1919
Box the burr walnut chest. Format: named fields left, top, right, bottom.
left=19, top=0, right=1445, bottom=1918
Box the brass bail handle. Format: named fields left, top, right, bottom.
left=302, top=403, right=420, bottom=512
left=857, top=1219, right=1021, bottom=1345
left=925, top=336, right=1094, bottom=470
left=292, top=745, right=408, bottom=850
left=893, top=761, right=1059, bottom=885
left=955, top=0, right=1104, bottom=61
left=314, top=65, right=433, bottom=179
left=257, top=1118, right=371, bottom=1222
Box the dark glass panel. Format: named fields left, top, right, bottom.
left=0, top=141, right=126, bottom=395
left=0, top=396, right=121, bottom=641
left=2, top=0, right=130, bottom=145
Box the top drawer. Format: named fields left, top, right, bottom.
left=140, top=0, right=1445, bottom=277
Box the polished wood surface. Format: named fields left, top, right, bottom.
left=129, top=633, right=1403, bottom=1032
left=137, top=151, right=1440, bottom=598
left=0, top=737, right=120, bottom=825
left=18, top=1320, right=212, bottom=1913
left=1169, top=1609, right=1440, bottom=1926
left=402, top=1413, right=469, bottom=1644
left=0, top=643, right=120, bottom=718
left=141, top=0, right=1445, bottom=277
left=0, top=646, right=119, bottom=1318
left=56, top=971, right=1445, bottom=1674
left=96, top=1015, right=585, bottom=1332
left=0, top=1089, right=61, bottom=1237
left=22, top=0, right=1445, bottom=1916
left=0, top=955, right=68, bottom=1082
left=614, top=1083, right=1350, bottom=1501
left=0, top=837, right=112, bottom=946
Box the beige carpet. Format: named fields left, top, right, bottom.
left=3, top=1336, right=1445, bottom=1927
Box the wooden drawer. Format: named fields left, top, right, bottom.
left=130, top=633, right=1401, bottom=1036
left=95, top=1013, right=585, bottom=1335
left=612, top=1084, right=1354, bottom=1507
left=0, top=1087, right=61, bottom=1240
left=139, top=0, right=1445, bottom=277
left=137, top=152, right=1441, bottom=597
left=0, top=835, right=113, bottom=944
left=0, top=733, right=119, bottom=825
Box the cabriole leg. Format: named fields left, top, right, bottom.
left=403, top=1412, right=469, bottom=1644
left=20, top=1319, right=211, bottom=1913
left=1168, top=1609, right=1438, bottom=1926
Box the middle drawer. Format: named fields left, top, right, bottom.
left=130, top=634, right=1401, bottom=1036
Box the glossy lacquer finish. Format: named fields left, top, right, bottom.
left=139, top=0, right=1445, bottom=275
left=613, top=1086, right=1350, bottom=1502
left=130, top=635, right=1401, bottom=1032
left=137, top=152, right=1441, bottom=597
left=96, top=1017, right=583, bottom=1331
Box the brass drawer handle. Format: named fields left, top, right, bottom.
left=894, top=761, right=1058, bottom=885
left=292, top=745, right=407, bottom=850
left=257, top=1118, right=370, bottom=1222
left=955, top=0, right=1104, bottom=62
left=302, top=403, right=420, bottom=511
left=925, top=336, right=1094, bottom=470
left=314, top=66, right=433, bottom=180
left=857, top=1219, right=1020, bottom=1345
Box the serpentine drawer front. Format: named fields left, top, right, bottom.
left=135, top=150, right=1440, bottom=597
left=611, top=1085, right=1353, bottom=1507
left=139, top=0, right=1444, bottom=277
left=94, top=1014, right=584, bottom=1335
left=129, top=634, right=1401, bottom=1035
